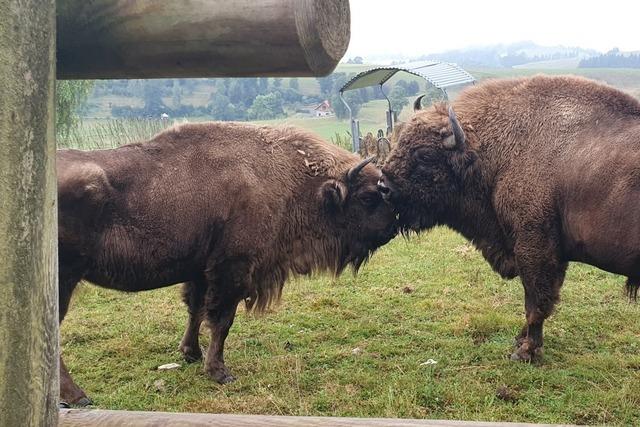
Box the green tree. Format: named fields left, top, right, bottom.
left=56, top=80, right=93, bottom=137
left=171, top=84, right=183, bottom=110
left=208, top=94, right=243, bottom=121
left=406, top=80, right=420, bottom=96
left=247, top=92, right=285, bottom=120
left=258, top=77, right=269, bottom=93
left=142, top=82, right=168, bottom=116
left=389, top=85, right=409, bottom=116
left=317, top=74, right=337, bottom=96
left=331, top=91, right=361, bottom=120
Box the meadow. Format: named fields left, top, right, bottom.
left=63, top=229, right=640, bottom=425
left=59, top=68, right=640, bottom=425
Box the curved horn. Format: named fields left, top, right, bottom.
left=347, top=156, right=375, bottom=183
left=448, top=106, right=466, bottom=147
left=413, top=94, right=426, bottom=111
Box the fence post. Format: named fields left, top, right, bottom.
left=0, top=0, right=58, bottom=426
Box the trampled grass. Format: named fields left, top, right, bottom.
left=62, top=228, right=640, bottom=425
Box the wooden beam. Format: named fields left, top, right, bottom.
left=56, top=0, right=350, bottom=79
left=0, top=0, right=58, bottom=426
left=59, top=409, right=571, bottom=427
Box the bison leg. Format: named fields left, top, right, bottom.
left=203, top=293, right=240, bottom=384
left=202, top=260, right=248, bottom=384
left=59, top=264, right=92, bottom=406
left=179, top=279, right=207, bottom=362
left=511, top=233, right=567, bottom=362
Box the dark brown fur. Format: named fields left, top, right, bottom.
left=380, top=75, right=640, bottom=362
left=58, top=122, right=397, bottom=405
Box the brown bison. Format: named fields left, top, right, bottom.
left=378, top=75, right=640, bottom=362
left=58, top=122, right=397, bottom=405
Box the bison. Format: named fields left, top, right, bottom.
left=378, top=75, right=640, bottom=362
left=58, top=122, right=397, bottom=405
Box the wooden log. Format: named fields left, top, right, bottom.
left=58, top=409, right=572, bottom=427
left=0, top=0, right=58, bottom=426
left=56, top=0, right=350, bottom=79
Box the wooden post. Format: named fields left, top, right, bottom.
left=57, top=0, right=350, bottom=79
left=0, top=0, right=58, bottom=426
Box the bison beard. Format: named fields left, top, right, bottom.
left=381, top=75, right=640, bottom=363
left=57, top=122, right=397, bottom=405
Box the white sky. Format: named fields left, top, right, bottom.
left=346, top=0, right=640, bottom=58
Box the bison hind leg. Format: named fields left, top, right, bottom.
left=625, top=277, right=639, bottom=301
left=179, top=280, right=207, bottom=363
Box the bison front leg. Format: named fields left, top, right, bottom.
left=511, top=231, right=567, bottom=362
left=179, top=280, right=207, bottom=363
left=59, top=262, right=92, bottom=406
left=203, top=294, right=240, bottom=384
left=202, top=258, right=248, bottom=383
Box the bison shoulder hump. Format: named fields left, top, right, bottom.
left=58, top=162, right=112, bottom=209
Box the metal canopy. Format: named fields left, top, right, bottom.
left=338, top=61, right=475, bottom=154
left=339, top=61, right=475, bottom=93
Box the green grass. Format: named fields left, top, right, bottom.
left=62, top=228, right=640, bottom=425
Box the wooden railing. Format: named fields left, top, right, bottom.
left=59, top=409, right=572, bottom=427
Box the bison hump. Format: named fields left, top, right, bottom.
left=58, top=162, right=112, bottom=218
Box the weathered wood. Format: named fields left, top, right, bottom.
left=57, top=0, right=350, bottom=79
left=0, top=0, right=58, bottom=426
left=58, top=410, right=573, bottom=427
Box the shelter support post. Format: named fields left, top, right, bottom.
left=0, top=0, right=58, bottom=426
left=340, top=90, right=361, bottom=153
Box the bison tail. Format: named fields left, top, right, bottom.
left=625, top=277, right=639, bottom=302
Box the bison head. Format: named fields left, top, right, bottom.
left=320, top=156, right=398, bottom=271
left=378, top=104, right=478, bottom=232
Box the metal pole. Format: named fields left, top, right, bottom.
left=0, top=0, right=58, bottom=425
left=380, top=83, right=394, bottom=134
left=340, top=90, right=360, bottom=153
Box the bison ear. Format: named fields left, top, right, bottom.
left=320, top=179, right=348, bottom=212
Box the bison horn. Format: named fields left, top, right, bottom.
left=447, top=106, right=466, bottom=148
left=413, top=95, right=426, bottom=111
left=347, top=156, right=375, bottom=184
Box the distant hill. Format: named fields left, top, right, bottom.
left=415, top=41, right=597, bottom=69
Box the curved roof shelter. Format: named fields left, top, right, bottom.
left=338, top=61, right=475, bottom=153
left=339, top=60, right=475, bottom=94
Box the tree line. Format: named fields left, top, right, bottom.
left=579, top=48, right=640, bottom=68
left=89, top=73, right=429, bottom=121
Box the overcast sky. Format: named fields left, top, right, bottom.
left=346, top=0, right=640, bottom=58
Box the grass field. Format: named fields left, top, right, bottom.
left=62, top=228, right=640, bottom=425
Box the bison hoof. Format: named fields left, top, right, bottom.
left=61, top=392, right=92, bottom=407
left=207, top=366, right=236, bottom=384
left=218, top=373, right=236, bottom=384
left=510, top=341, right=543, bottom=362
left=179, top=345, right=203, bottom=363
left=75, top=396, right=93, bottom=407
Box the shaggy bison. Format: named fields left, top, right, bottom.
left=58, top=122, right=397, bottom=405
left=379, top=75, right=640, bottom=362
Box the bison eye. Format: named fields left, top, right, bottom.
left=412, top=147, right=436, bottom=164
left=359, top=191, right=381, bottom=209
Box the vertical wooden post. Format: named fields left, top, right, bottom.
left=0, top=0, right=58, bottom=426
